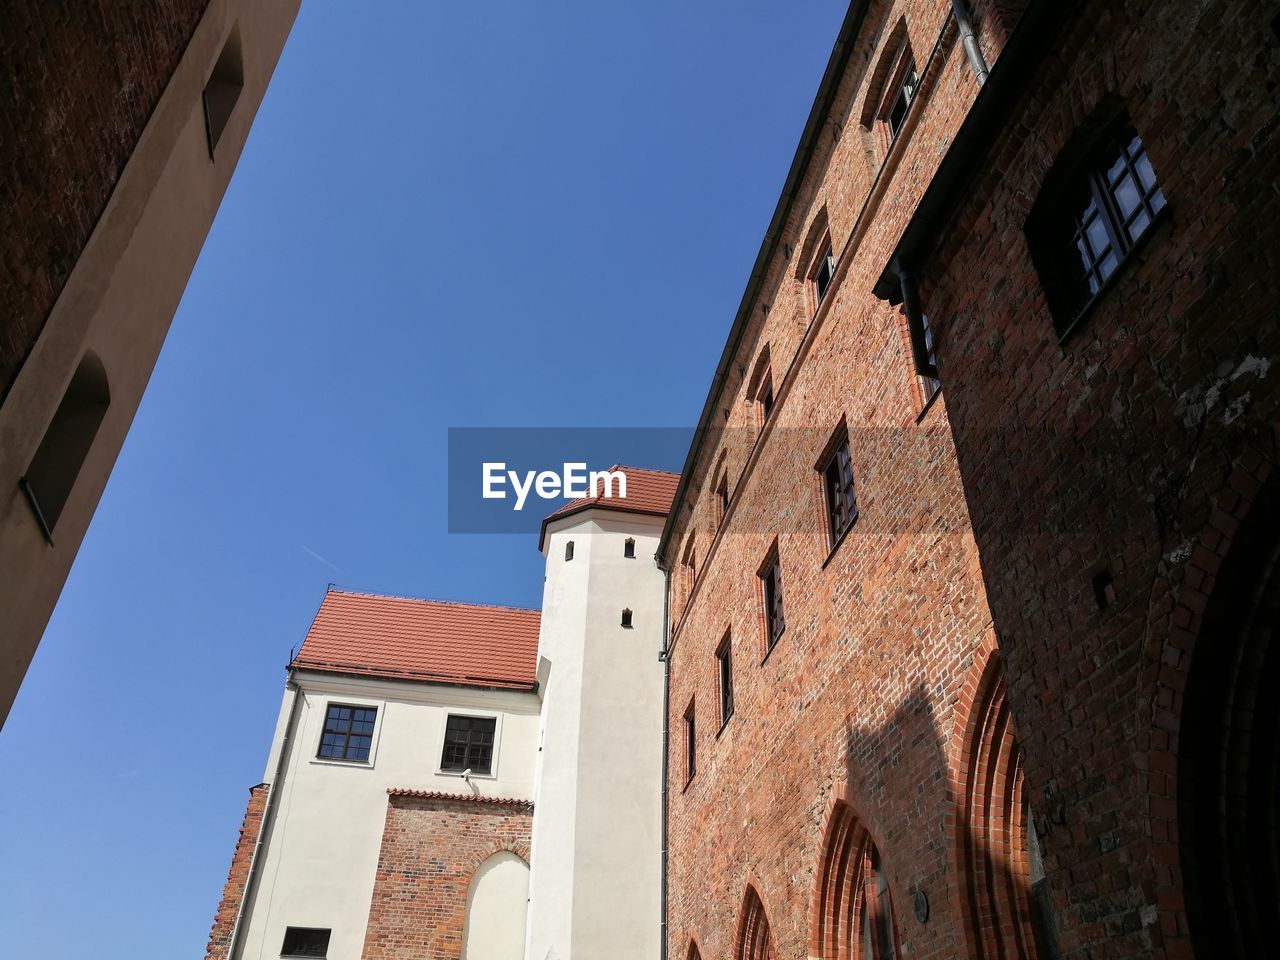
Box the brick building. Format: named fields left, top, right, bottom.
left=0, top=0, right=298, bottom=725
left=206, top=469, right=678, bottom=960
left=662, top=3, right=1278, bottom=960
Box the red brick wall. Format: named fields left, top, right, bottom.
left=0, top=0, right=209, bottom=400
left=360, top=792, right=532, bottom=960
left=204, top=782, right=268, bottom=960
left=663, top=3, right=1003, bottom=959
left=913, top=1, right=1280, bottom=959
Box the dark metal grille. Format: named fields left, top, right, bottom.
left=1055, top=128, right=1165, bottom=324
left=822, top=441, right=858, bottom=544
left=762, top=559, right=785, bottom=649
left=281, top=927, right=331, bottom=958
left=317, top=704, right=376, bottom=762
left=440, top=714, right=495, bottom=774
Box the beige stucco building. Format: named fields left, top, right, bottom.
left=206, top=469, right=677, bottom=960
left=0, top=0, right=299, bottom=725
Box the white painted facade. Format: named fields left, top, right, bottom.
left=525, top=509, right=667, bottom=960
left=237, top=671, right=540, bottom=960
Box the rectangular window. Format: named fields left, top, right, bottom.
left=440, top=715, right=496, bottom=775
left=821, top=440, right=858, bottom=544
left=760, top=554, right=785, bottom=651
left=918, top=313, right=941, bottom=404
left=317, top=704, right=377, bottom=762
left=565, top=540, right=575, bottom=561
left=716, top=472, right=730, bottom=525
left=759, top=375, right=775, bottom=422
left=716, top=635, right=734, bottom=728
left=683, top=701, right=696, bottom=784
left=624, top=537, right=636, bottom=558
left=886, top=60, right=918, bottom=141
left=813, top=245, right=836, bottom=305
left=1028, top=123, right=1165, bottom=331
left=281, top=927, right=330, bottom=958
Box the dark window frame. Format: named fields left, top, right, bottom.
left=281, top=926, right=331, bottom=959
left=439, top=714, right=497, bottom=775
left=819, top=435, right=858, bottom=547
left=621, top=608, right=633, bottom=628
left=883, top=57, right=919, bottom=143
left=683, top=700, right=697, bottom=785
left=564, top=539, right=575, bottom=561
left=624, top=537, right=636, bottom=558
left=1027, top=116, right=1166, bottom=335
left=811, top=240, right=837, bottom=308
left=758, top=548, right=785, bottom=655
left=917, top=312, right=941, bottom=405
left=716, top=633, right=734, bottom=730
left=316, top=703, right=377, bottom=763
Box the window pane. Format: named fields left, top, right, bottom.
left=1113, top=173, right=1141, bottom=218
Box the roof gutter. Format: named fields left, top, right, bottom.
left=657, top=1, right=872, bottom=561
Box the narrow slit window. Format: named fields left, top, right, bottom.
left=918, top=313, right=940, bottom=403
left=624, top=537, right=636, bottom=558
left=202, top=25, right=244, bottom=158
left=759, top=374, right=775, bottom=423
left=760, top=552, right=785, bottom=651
left=683, top=701, right=696, bottom=784
left=812, top=244, right=836, bottom=305
left=565, top=540, right=575, bottom=561
left=715, top=471, right=730, bottom=526
left=621, top=608, right=633, bottom=628
left=716, top=634, right=734, bottom=728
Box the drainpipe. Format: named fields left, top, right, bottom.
left=951, top=0, right=989, bottom=85
left=656, top=553, right=672, bottom=960
left=895, top=260, right=939, bottom=380
left=227, top=669, right=305, bottom=960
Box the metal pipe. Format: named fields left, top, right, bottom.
left=896, top=261, right=939, bottom=380
left=227, top=669, right=304, bottom=960
left=951, top=0, right=990, bottom=85
left=656, top=553, right=672, bottom=960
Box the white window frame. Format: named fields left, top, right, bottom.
left=308, top=695, right=386, bottom=770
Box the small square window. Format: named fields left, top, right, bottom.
left=281, top=927, right=330, bottom=958
left=820, top=438, right=858, bottom=545
left=440, top=715, right=496, bottom=775
left=624, top=537, right=636, bottom=558
left=716, top=634, right=734, bottom=729
left=316, top=704, right=377, bottom=762
left=683, top=701, right=696, bottom=784
left=759, top=552, right=785, bottom=652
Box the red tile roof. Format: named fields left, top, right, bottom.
left=538, top=466, right=680, bottom=550
left=291, top=590, right=539, bottom=689
left=387, top=788, right=534, bottom=809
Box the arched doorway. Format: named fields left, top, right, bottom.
left=461, top=850, right=530, bottom=959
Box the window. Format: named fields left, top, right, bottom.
left=681, top=535, right=697, bottom=602
left=316, top=704, right=376, bottom=762
left=759, top=551, right=785, bottom=651
left=812, top=243, right=837, bottom=305
left=759, top=374, right=775, bottom=423
left=917, top=313, right=940, bottom=404
left=565, top=540, right=575, bottom=561
left=621, top=608, right=633, bottom=628
left=884, top=59, right=918, bottom=142
left=821, top=438, right=858, bottom=545
left=440, top=714, right=496, bottom=775
left=1028, top=122, right=1165, bottom=331
left=20, top=350, right=110, bottom=540
left=716, top=634, right=734, bottom=728
left=624, top=537, right=636, bottom=558
left=715, top=470, right=730, bottom=526
left=281, top=927, right=330, bottom=958
left=683, top=700, right=696, bottom=784
left=203, top=25, right=243, bottom=158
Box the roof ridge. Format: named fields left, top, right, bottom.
left=325, top=587, right=539, bottom=615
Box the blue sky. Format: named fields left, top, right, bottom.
left=0, top=2, right=845, bottom=956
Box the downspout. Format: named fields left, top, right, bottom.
left=656, top=553, right=672, bottom=960
left=895, top=260, right=939, bottom=380
left=951, top=0, right=990, bottom=85
left=227, top=668, right=305, bottom=960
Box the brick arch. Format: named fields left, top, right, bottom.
left=734, top=883, right=777, bottom=960
left=1151, top=433, right=1280, bottom=959
left=947, top=643, right=1039, bottom=960
left=807, top=790, right=900, bottom=960
left=857, top=16, right=908, bottom=129
left=685, top=935, right=704, bottom=960
left=462, top=838, right=530, bottom=877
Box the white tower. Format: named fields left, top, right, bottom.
left=524, top=468, right=676, bottom=960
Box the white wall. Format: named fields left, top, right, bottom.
left=526, top=509, right=667, bottom=960
left=239, top=672, right=540, bottom=960
left=462, top=852, right=531, bottom=960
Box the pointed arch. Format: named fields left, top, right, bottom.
left=686, top=937, right=704, bottom=960
left=951, top=646, right=1044, bottom=959
left=809, top=794, right=900, bottom=959
left=735, top=884, right=776, bottom=960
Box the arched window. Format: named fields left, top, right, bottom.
left=1179, top=477, right=1280, bottom=958
left=859, top=19, right=917, bottom=158
left=736, top=885, right=776, bottom=960
left=461, top=851, right=530, bottom=959
left=686, top=940, right=703, bottom=960
left=812, top=800, right=900, bottom=959
left=21, top=350, right=110, bottom=540
left=955, top=652, right=1054, bottom=959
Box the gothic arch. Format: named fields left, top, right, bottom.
left=809, top=793, right=900, bottom=959
left=686, top=937, right=704, bottom=960
left=950, top=646, right=1042, bottom=960
left=735, top=883, right=776, bottom=960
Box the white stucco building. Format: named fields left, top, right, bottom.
left=206, top=467, right=677, bottom=960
